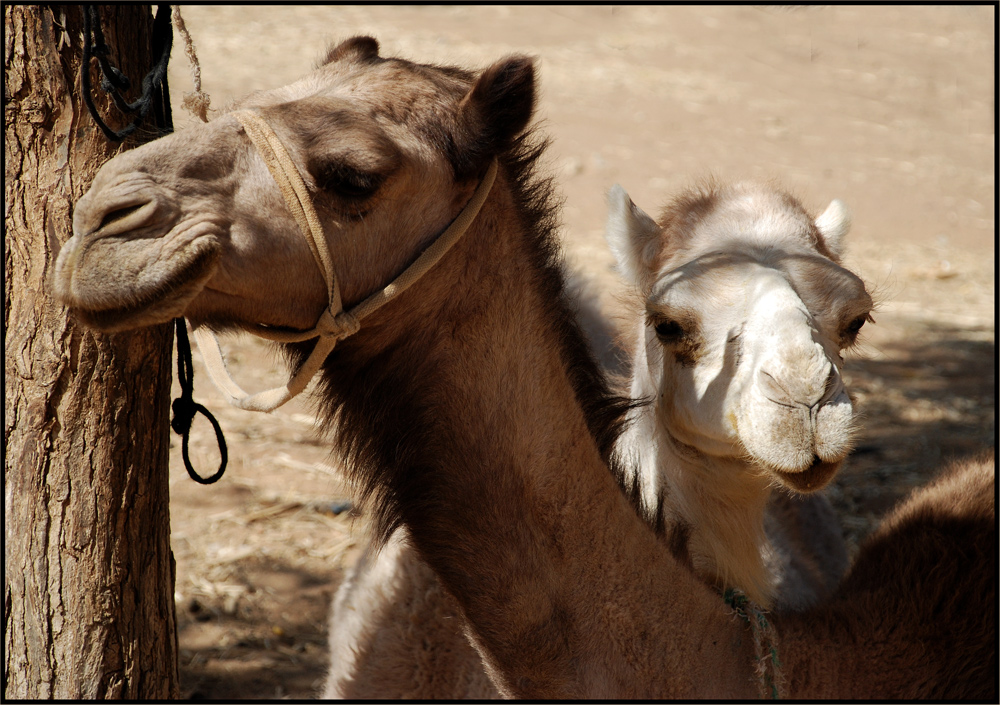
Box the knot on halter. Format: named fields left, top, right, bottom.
left=317, top=308, right=361, bottom=341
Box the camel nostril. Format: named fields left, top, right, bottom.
left=97, top=203, right=145, bottom=231
left=759, top=358, right=839, bottom=409
left=758, top=369, right=794, bottom=407
left=87, top=198, right=161, bottom=238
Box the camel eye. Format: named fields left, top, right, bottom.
left=654, top=320, right=684, bottom=342
left=314, top=162, right=383, bottom=201
left=845, top=313, right=872, bottom=335
left=841, top=312, right=874, bottom=347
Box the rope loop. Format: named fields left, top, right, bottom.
left=178, top=401, right=229, bottom=485
left=171, top=318, right=228, bottom=484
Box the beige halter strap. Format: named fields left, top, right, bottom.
left=193, top=109, right=498, bottom=412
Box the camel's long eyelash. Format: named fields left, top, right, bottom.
left=313, top=161, right=384, bottom=201
left=654, top=319, right=684, bottom=342
left=841, top=311, right=875, bottom=349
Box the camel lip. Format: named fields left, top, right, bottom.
left=770, top=456, right=842, bottom=493
left=65, top=242, right=222, bottom=333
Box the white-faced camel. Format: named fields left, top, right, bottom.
left=53, top=37, right=996, bottom=699
left=607, top=181, right=861, bottom=610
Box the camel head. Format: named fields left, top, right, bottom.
left=607, top=182, right=872, bottom=494
left=54, top=36, right=536, bottom=339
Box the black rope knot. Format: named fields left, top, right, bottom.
left=170, top=396, right=196, bottom=436
left=99, top=65, right=131, bottom=94
left=172, top=318, right=228, bottom=485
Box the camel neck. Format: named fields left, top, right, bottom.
left=621, top=319, right=776, bottom=606
left=311, top=173, right=756, bottom=698
left=627, top=405, right=776, bottom=605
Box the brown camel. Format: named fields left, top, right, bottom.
left=53, top=37, right=996, bottom=699
left=323, top=181, right=861, bottom=698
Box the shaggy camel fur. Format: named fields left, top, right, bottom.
left=54, top=37, right=996, bottom=699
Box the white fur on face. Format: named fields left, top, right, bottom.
left=607, top=183, right=869, bottom=606
left=731, top=271, right=852, bottom=473
left=609, top=185, right=869, bottom=480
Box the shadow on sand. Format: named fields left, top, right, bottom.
left=831, top=321, right=994, bottom=553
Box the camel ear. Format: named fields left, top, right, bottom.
left=323, top=36, right=380, bottom=65
left=606, top=184, right=662, bottom=291
left=454, top=56, right=535, bottom=179
left=815, top=199, right=850, bottom=260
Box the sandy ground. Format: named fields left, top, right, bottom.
left=159, top=6, right=994, bottom=698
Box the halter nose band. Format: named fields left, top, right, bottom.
left=191, top=109, right=498, bottom=413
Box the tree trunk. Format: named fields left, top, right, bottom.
left=5, top=5, right=178, bottom=698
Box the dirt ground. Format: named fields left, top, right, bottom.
left=160, top=6, right=995, bottom=699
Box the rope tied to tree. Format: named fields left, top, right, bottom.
left=171, top=5, right=211, bottom=123
left=81, top=4, right=173, bottom=141
left=724, top=587, right=785, bottom=699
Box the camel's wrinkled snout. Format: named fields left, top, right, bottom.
left=73, top=191, right=162, bottom=241
left=740, top=367, right=853, bottom=489
left=54, top=153, right=224, bottom=332
left=735, top=286, right=855, bottom=486
left=756, top=358, right=837, bottom=411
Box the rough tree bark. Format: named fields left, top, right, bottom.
left=5, top=5, right=178, bottom=698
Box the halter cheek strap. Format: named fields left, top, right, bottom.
left=191, top=109, right=498, bottom=413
